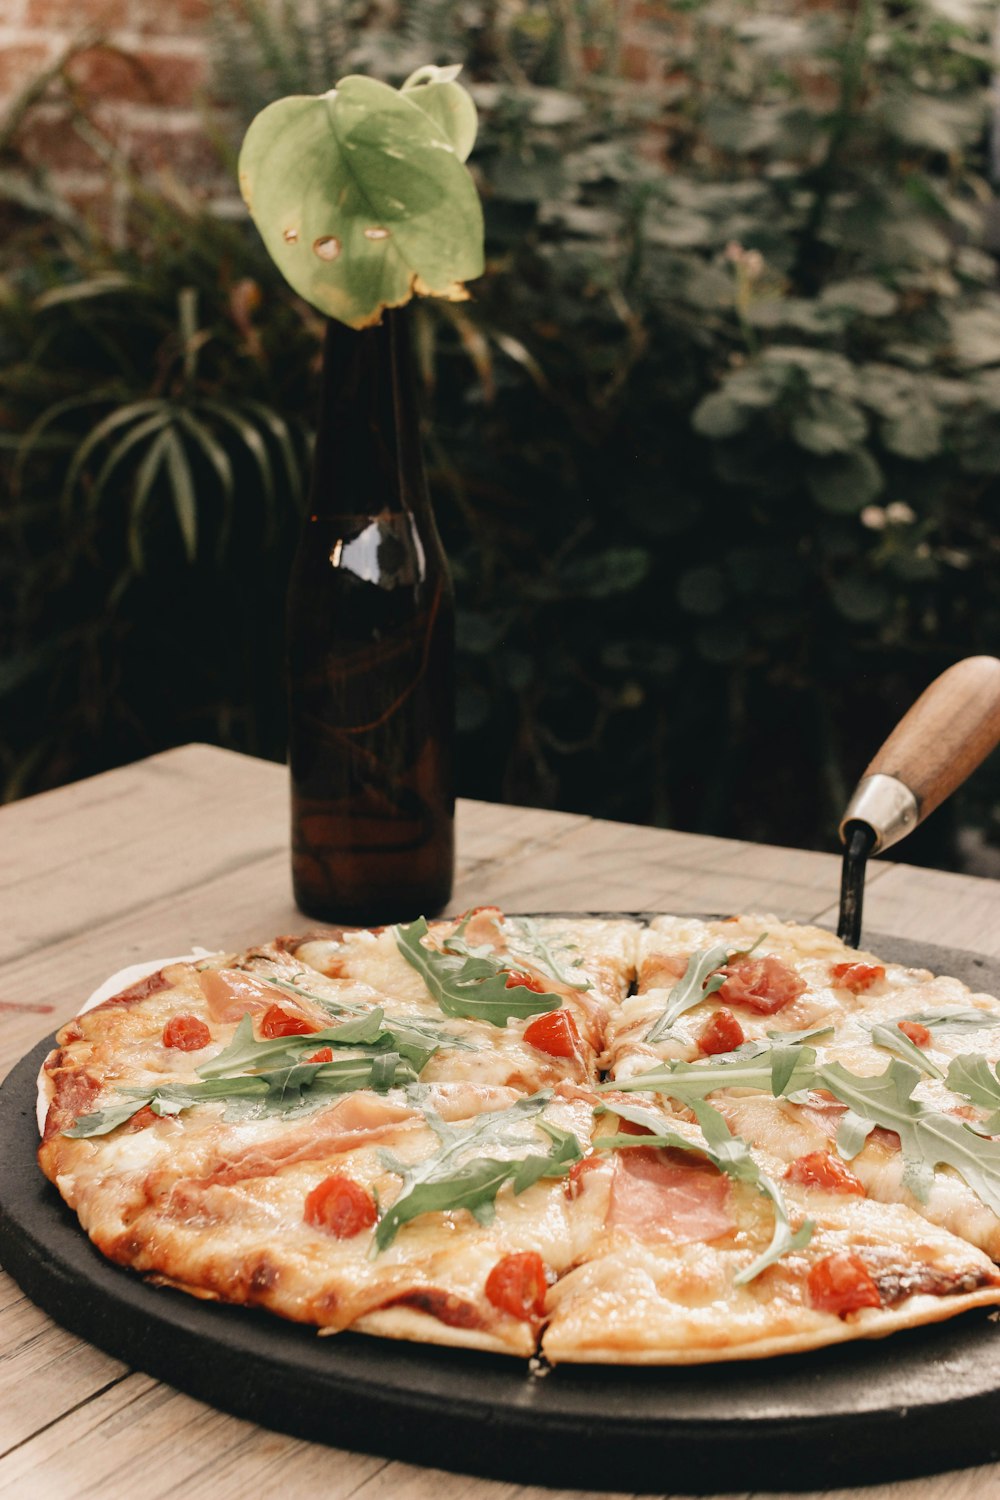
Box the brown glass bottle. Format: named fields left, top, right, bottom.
left=287, top=309, right=454, bottom=924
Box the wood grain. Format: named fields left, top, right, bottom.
left=864, top=655, right=1000, bottom=822
left=2, top=743, right=1000, bottom=1500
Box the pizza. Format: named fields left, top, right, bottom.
left=36, top=908, right=1000, bottom=1363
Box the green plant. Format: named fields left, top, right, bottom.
left=3, top=0, right=1000, bottom=867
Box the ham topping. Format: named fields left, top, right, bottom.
left=197, top=1095, right=421, bottom=1186
left=607, top=1146, right=734, bottom=1244
left=718, top=955, right=807, bottom=1015
left=197, top=968, right=309, bottom=1024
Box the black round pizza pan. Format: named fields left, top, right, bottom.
left=4, top=923, right=1000, bottom=1493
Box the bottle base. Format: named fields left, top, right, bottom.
left=291, top=882, right=454, bottom=929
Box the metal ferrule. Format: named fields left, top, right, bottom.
left=839, top=773, right=920, bottom=854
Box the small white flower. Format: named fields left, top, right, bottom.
left=860, top=506, right=887, bottom=530
left=885, top=502, right=916, bottom=524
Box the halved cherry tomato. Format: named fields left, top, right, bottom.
left=505, top=971, right=549, bottom=995
left=260, top=1004, right=318, bottom=1038
left=718, top=955, right=806, bottom=1014
left=830, top=962, right=885, bottom=994
left=898, top=1019, right=931, bottom=1048
left=162, top=1014, right=211, bottom=1051
left=306, top=1047, right=334, bottom=1064
left=523, top=1009, right=582, bottom=1058
left=785, top=1151, right=865, bottom=1196
left=697, top=1008, right=745, bottom=1056
left=807, top=1252, right=881, bottom=1316
left=304, top=1175, right=377, bottom=1238
left=564, top=1154, right=604, bottom=1199
left=484, top=1251, right=549, bottom=1320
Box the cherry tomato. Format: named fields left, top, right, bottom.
left=484, top=1251, right=549, bottom=1320
left=306, top=1046, right=334, bottom=1064
left=304, top=1175, right=377, bottom=1238
left=697, top=1008, right=745, bottom=1056
left=898, top=1019, right=932, bottom=1048
left=785, top=1151, right=865, bottom=1196
left=830, top=962, right=885, bottom=994
left=807, top=1252, right=881, bottom=1316
left=505, top=971, right=549, bottom=995
left=162, top=1014, right=211, bottom=1051
left=564, top=1154, right=603, bottom=1199
left=523, top=1009, right=582, bottom=1058
left=260, top=1004, right=318, bottom=1038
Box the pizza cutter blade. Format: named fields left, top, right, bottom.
left=836, top=656, right=1000, bottom=949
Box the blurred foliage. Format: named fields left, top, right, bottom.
left=2, top=0, right=1000, bottom=863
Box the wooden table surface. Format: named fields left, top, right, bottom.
left=3, top=742, right=1000, bottom=1500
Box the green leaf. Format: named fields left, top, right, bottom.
left=394, top=917, right=561, bottom=1026
left=818, top=280, right=898, bottom=319
left=401, top=65, right=477, bottom=162
left=692, top=391, right=749, bottom=440
left=806, top=450, right=884, bottom=514
left=195, top=1008, right=388, bottom=1077
left=869, top=1022, right=945, bottom=1080
left=593, top=1098, right=813, bottom=1284
left=945, top=1053, right=1000, bottom=1127
left=791, top=393, right=867, bottom=455
left=644, top=934, right=766, bottom=1044
left=374, top=1093, right=580, bottom=1250
left=506, top=917, right=592, bottom=993
left=608, top=1044, right=820, bottom=1101
left=445, top=914, right=592, bottom=994
left=904, top=1008, right=1000, bottom=1034
left=64, top=1048, right=419, bottom=1136
left=836, top=1110, right=877, bottom=1161
left=819, top=1059, right=1000, bottom=1213
left=239, top=72, right=484, bottom=328
left=163, top=428, right=198, bottom=561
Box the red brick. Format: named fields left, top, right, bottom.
left=67, top=45, right=206, bottom=107
left=0, top=44, right=54, bottom=99
left=129, top=0, right=211, bottom=32
left=14, top=108, right=108, bottom=174
left=125, top=124, right=227, bottom=189
left=24, top=0, right=129, bottom=25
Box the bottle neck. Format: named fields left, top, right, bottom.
left=308, top=308, right=431, bottom=521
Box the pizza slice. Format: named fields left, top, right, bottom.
left=540, top=1094, right=1000, bottom=1363
left=274, top=910, right=640, bottom=1088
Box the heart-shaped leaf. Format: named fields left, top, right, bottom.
left=239, top=71, right=484, bottom=329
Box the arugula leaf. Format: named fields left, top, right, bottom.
left=900, top=1007, right=1000, bottom=1034
left=374, top=1092, right=581, bottom=1250
left=869, top=1022, right=946, bottom=1081
left=593, top=1097, right=813, bottom=1283
left=506, top=917, right=593, bottom=992
left=196, top=1011, right=386, bottom=1077
left=945, top=1053, right=1000, bottom=1132
left=836, top=1109, right=877, bottom=1160
left=264, top=973, right=368, bottom=1017
left=394, top=917, right=561, bottom=1026
left=64, top=1051, right=419, bottom=1137
left=818, top=1058, right=1000, bottom=1214
left=608, top=1045, right=820, bottom=1104
left=644, top=933, right=766, bottom=1044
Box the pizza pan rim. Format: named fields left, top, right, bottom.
left=3, top=917, right=1000, bottom=1493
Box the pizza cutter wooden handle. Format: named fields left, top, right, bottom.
left=839, top=656, right=1000, bottom=853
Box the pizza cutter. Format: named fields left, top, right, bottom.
left=837, top=655, right=1000, bottom=948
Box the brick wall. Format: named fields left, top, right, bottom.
left=0, top=0, right=234, bottom=239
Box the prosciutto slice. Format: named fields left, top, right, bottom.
left=607, top=1147, right=734, bottom=1244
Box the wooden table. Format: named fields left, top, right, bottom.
left=2, top=743, right=999, bottom=1500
